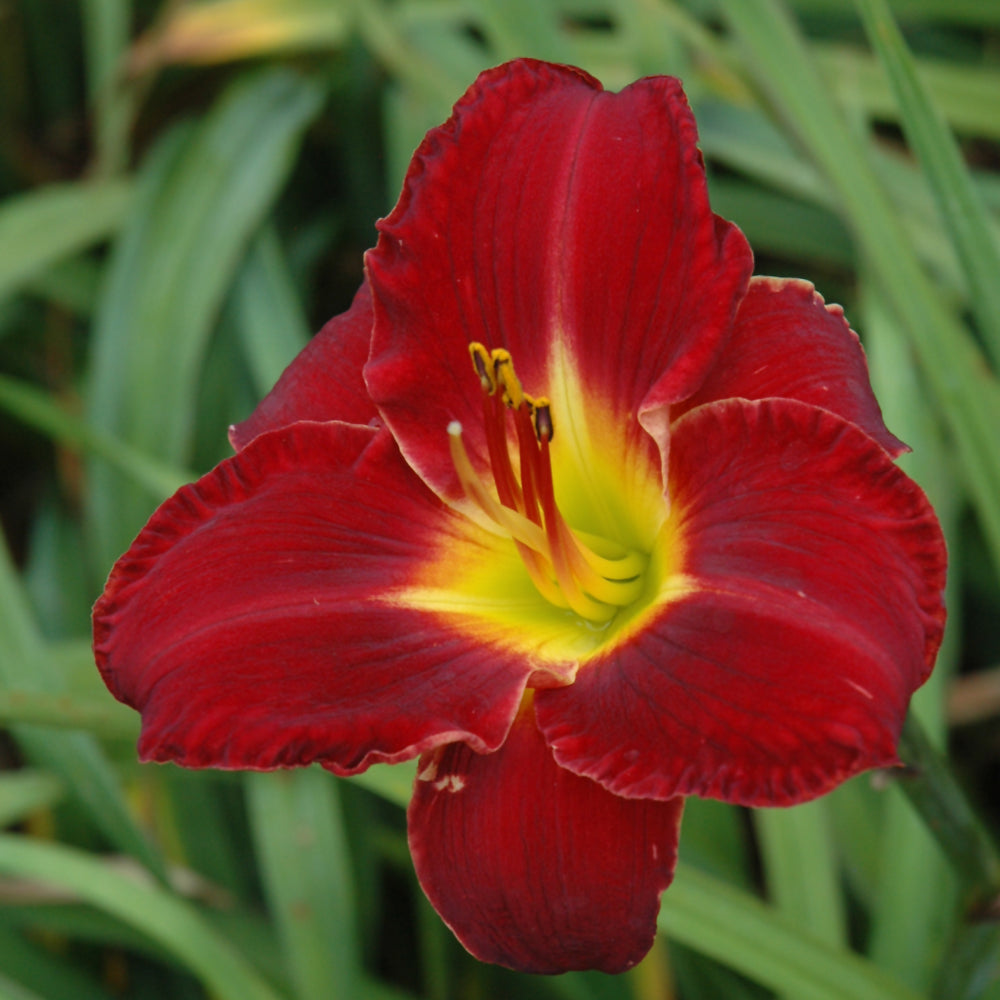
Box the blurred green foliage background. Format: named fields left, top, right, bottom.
left=0, top=0, right=998, bottom=998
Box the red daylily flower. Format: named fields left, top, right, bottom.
left=93, top=59, right=947, bottom=975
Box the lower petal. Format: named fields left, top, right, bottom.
left=94, top=422, right=539, bottom=774
left=537, top=399, right=946, bottom=805
left=408, top=700, right=684, bottom=974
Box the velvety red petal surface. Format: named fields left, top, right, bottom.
left=229, top=281, right=376, bottom=450
left=94, top=422, right=536, bottom=773
left=536, top=399, right=946, bottom=806
left=408, top=700, right=684, bottom=974
left=674, top=276, right=906, bottom=456
left=365, top=58, right=752, bottom=503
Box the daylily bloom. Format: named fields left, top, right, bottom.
left=93, top=59, right=947, bottom=974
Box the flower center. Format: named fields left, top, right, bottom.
left=448, top=343, right=646, bottom=623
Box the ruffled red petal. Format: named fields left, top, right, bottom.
left=408, top=700, right=684, bottom=974
left=365, top=58, right=752, bottom=504
left=229, top=281, right=376, bottom=450
left=94, top=422, right=536, bottom=773
left=536, top=399, right=946, bottom=806
left=674, top=277, right=905, bottom=455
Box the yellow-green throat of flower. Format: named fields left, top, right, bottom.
left=448, top=342, right=646, bottom=623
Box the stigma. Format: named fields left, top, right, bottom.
left=448, top=343, right=645, bottom=623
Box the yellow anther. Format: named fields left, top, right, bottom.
left=468, top=343, right=495, bottom=393
left=491, top=350, right=525, bottom=409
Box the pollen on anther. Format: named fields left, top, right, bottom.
left=447, top=420, right=463, bottom=437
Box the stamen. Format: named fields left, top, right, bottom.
left=451, top=346, right=646, bottom=624
left=533, top=400, right=553, bottom=443
left=448, top=423, right=569, bottom=609
left=513, top=403, right=543, bottom=527
left=492, top=350, right=525, bottom=409
left=469, top=343, right=495, bottom=393
left=482, top=392, right=524, bottom=513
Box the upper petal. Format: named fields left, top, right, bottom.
left=674, top=276, right=906, bottom=456
left=365, top=58, right=752, bottom=504
left=408, top=699, right=684, bottom=974
left=94, top=421, right=538, bottom=773
left=536, top=398, right=946, bottom=805
left=229, top=281, right=376, bottom=450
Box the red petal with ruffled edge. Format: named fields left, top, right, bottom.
left=536, top=399, right=946, bottom=806
left=94, top=422, right=541, bottom=773
left=674, top=276, right=906, bottom=456
left=365, top=58, right=752, bottom=504
left=408, top=700, right=684, bottom=974
left=229, top=281, right=376, bottom=450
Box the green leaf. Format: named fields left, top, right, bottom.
left=81, top=0, right=134, bottom=177
left=814, top=42, right=1000, bottom=141
left=476, top=0, right=574, bottom=63
left=0, top=181, right=131, bottom=303
left=0, top=835, right=284, bottom=1000
left=355, top=0, right=466, bottom=107
left=0, top=373, right=191, bottom=501
left=85, top=67, right=326, bottom=569
left=232, top=225, right=311, bottom=398
left=0, top=973, right=47, bottom=1000
left=0, top=690, right=138, bottom=739
left=345, top=761, right=415, bottom=810
left=0, top=536, right=164, bottom=879
left=862, top=282, right=962, bottom=993
left=895, top=716, right=1000, bottom=916
left=0, top=924, right=112, bottom=1000
left=660, top=864, right=924, bottom=1000
left=855, top=0, right=1000, bottom=370
left=246, top=769, right=360, bottom=1000
left=0, top=771, right=64, bottom=829
left=754, top=800, right=847, bottom=951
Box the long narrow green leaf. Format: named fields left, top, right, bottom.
left=0, top=181, right=131, bottom=302
left=476, top=0, right=574, bottom=62
left=85, top=67, right=325, bottom=569
left=862, top=283, right=962, bottom=992
left=0, top=974, right=45, bottom=1000
left=0, top=690, right=138, bottom=738
left=355, top=0, right=466, bottom=106
left=0, top=537, right=163, bottom=879
left=246, top=770, right=360, bottom=1000
left=233, top=225, right=311, bottom=398
left=855, top=0, right=1000, bottom=368
left=815, top=42, right=1000, bottom=141
left=0, top=925, right=112, bottom=1000
left=696, top=99, right=991, bottom=299
left=346, top=761, right=415, bottom=810
left=0, top=835, right=284, bottom=1000
left=787, top=0, right=1000, bottom=27
left=0, top=373, right=191, bottom=500
left=896, top=715, right=1000, bottom=914
left=0, top=771, right=64, bottom=828
left=659, top=864, right=924, bottom=1000
left=81, top=0, right=134, bottom=176
left=754, top=801, right=846, bottom=951
left=720, top=0, right=1000, bottom=584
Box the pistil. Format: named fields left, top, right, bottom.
left=448, top=343, right=645, bottom=623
